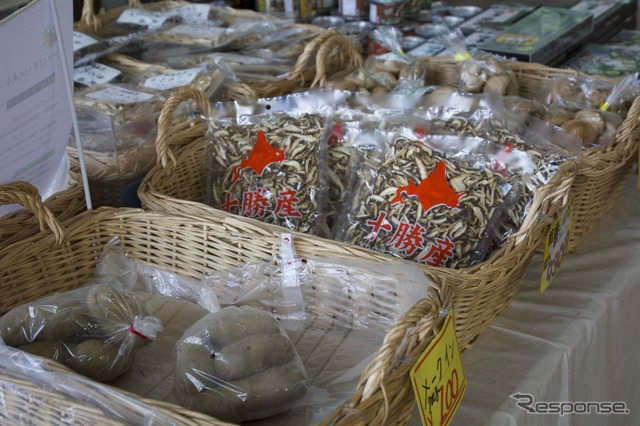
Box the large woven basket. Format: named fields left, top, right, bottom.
left=0, top=171, right=85, bottom=249
left=138, top=88, right=578, bottom=349
left=0, top=183, right=450, bottom=426
left=72, top=1, right=360, bottom=208
left=420, top=57, right=640, bottom=252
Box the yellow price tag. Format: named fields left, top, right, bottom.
left=410, top=310, right=466, bottom=426
left=541, top=194, right=573, bottom=293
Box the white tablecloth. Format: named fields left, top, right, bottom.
left=412, top=174, right=640, bottom=426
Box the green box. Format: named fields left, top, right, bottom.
left=479, top=7, right=594, bottom=65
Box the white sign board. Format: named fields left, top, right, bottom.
left=0, top=0, right=73, bottom=217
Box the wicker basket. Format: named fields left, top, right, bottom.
left=138, top=88, right=578, bottom=349
left=72, top=0, right=360, bottom=208
left=419, top=57, right=640, bottom=252
left=0, top=171, right=85, bottom=249
left=0, top=183, right=450, bottom=426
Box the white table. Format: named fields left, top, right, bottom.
left=412, top=174, right=640, bottom=426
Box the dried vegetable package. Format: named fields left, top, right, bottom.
left=336, top=128, right=510, bottom=268
left=206, top=98, right=334, bottom=234
left=414, top=93, right=579, bottom=249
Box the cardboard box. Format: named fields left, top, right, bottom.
left=479, top=7, right=594, bottom=65
left=571, top=0, right=637, bottom=44
left=458, top=3, right=537, bottom=35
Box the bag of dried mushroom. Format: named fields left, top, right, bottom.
left=335, top=125, right=514, bottom=268
left=434, top=27, right=518, bottom=97
left=334, top=90, right=580, bottom=267
left=538, top=74, right=639, bottom=148
left=206, top=90, right=349, bottom=234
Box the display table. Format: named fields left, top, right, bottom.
left=411, top=173, right=640, bottom=425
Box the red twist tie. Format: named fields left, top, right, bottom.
left=129, top=324, right=149, bottom=340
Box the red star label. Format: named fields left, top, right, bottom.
left=390, top=161, right=465, bottom=212
left=232, top=130, right=286, bottom=183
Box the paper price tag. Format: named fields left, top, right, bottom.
left=540, top=194, right=573, bottom=293
left=143, top=68, right=200, bottom=91
left=73, top=31, right=98, bottom=51
left=86, top=86, right=154, bottom=104
left=173, top=4, right=211, bottom=23
left=410, top=311, right=466, bottom=426
left=117, top=8, right=171, bottom=28
left=74, top=63, right=121, bottom=87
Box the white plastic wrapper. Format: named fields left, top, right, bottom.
left=173, top=306, right=308, bottom=423
left=0, top=344, right=175, bottom=425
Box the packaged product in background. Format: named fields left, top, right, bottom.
left=536, top=75, right=629, bottom=148
left=478, top=7, right=593, bottom=66
left=605, top=29, right=640, bottom=50
left=457, top=3, right=536, bottom=35
left=562, top=44, right=640, bottom=80
left=71, top=83, right=164, bottom=207
left=433, top=26, right=519, bottom=96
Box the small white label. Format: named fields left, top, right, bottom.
left=143, top=68, right=201, bottom=90
left=86, top=86, right=154, bottom=104
left=172, top=4, right=211, bottom=23
left=117, top=8, right=171, bottom=28
left=280, top=234, right=304, bottom=305
left=168, top=23, right=226, bottom=39
left=73, top=31, right=98, bottom=51
left=340, top=0, right=359, bottom=17
left=74, top=63, right=121, bottom=87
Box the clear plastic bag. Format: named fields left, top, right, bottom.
left=540, top=75, right=615, bottom=110
left=364, top=27, right=418, bottom=91
left=172, top=306, right=308, bottom=423
left=95, top=236, right=221, bottom=313
left=544, top=101, right=623, bottom=149
left=0, top=344, right=175, bottom=425
left=600, top=73, right=640, bottom=119
left=434, top=26, right=519, bottom=96
left=201, top=245, right=431, bottom=424
left=0, top=279, right=162, bottom=383
left=205, top=90, right=348, bottom=235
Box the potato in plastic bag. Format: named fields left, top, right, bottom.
left=173, top=306, right=307, bottom=423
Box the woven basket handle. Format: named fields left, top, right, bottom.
left=0, top=182, right=66, bottom=245
left=155, top=88, right=214, bottom=169
left=312, top=33, right=364, bottom=88
left=286, top=29, right=365, bottom=87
